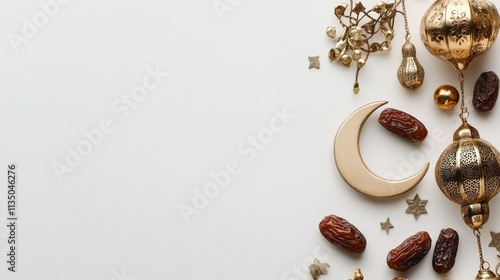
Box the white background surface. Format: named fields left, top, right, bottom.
left=0, top=0, right=500, bottom=279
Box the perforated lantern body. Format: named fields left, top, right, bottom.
left=435, top=122, right=500, bottom=229
left=420, top=0, right=500, bottom=71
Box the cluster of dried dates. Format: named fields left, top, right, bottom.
left=311, top=72, right=499, bottom=280
left=318, top=215, right=459, bottom=277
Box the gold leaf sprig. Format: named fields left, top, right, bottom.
left=326, top=0, right=404, bottom=93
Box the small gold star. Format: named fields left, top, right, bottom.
left=489, top=231, right=500, bottom=251
left=309, top=258, right=329, bottom=280
left=406, top=193, right=428, bottom=219
left=308, top=56, right=320, bottom=69
left=380, top=217, right=394, bottom=234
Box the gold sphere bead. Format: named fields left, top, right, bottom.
left=352, top=49, right=362, bottom=61
left=434, top=85, right=459, bottom=109
left=325, top=26, right=336, bottom=38
left=353, top=82, right=360, bottom=94
left=380, top=41, right=392, bottom=53
left=374, top=1, right=386, bottom=13
left=356, top=58, right=365, bottom=68
left=385, top=30, right=394, bottom=41
left=340, top=54, right=352, bottom=67
left=370, top=42, right=381, bottom=52
left=348, top=36, right=364, bottom=49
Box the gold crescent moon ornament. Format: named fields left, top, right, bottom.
left=333, top=101, right=430, bottom=198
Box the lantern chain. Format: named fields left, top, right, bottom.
left=459, top=71, right=469, bottom=122
left=474, top=229, right=490, bottom=270
left=401, top=0, right=411, bottom=41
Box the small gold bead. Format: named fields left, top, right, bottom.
left=352, top=49, right=362, bottom=61
left=340, top=54, right=352, bottom=67
left=373, top=1, right=386, bottom=13
left=353, top=82, right=360, bottom=94
left=380, top=41, right=392, bottom=53
left=385, top=30, right=394, bottom=41
left=370, top=42, right=381, bottom=52
left=434, top=85, right=460, bottom=109
left=325, top=26, right=336, bottom=38
left=357, top=58, right=366, bottom=68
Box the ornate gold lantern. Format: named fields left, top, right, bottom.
left=421, top=0, right=500, bottom=278
left=420, top=0, right=500, bottom=71
left=435, top=122, right=500, bottom=229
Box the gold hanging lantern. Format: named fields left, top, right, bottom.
left=420, top=0, right=500, bottom=71
left=421, top=0, right=500, bottom=278
left=435, top=122, right=500, bottom=229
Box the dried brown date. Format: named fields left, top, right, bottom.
left=432, top=228, right=459, bottom=274
left=473, top=71, right=499, bottom=112
left=378, top=108, right=427, bottom=142
left=319, top=215, right=366, bottom=254
left=387, top=231, right=431, bottom=272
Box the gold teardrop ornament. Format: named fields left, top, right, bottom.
left=397, top=40, right=425, bottom=90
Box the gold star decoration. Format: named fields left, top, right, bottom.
left=309, top=258, right=329, bottom=280
left=406, top=193, right=428, bottom=219
left=308, top=56, right=320, bottom=69
left=380, top=217, right=394, bottom=234
left=488, top=231, right=500, bottom=251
